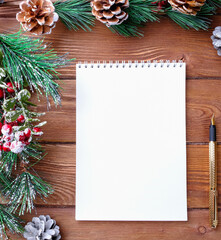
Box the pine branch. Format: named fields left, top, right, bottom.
left=0, top=31, right=73, bottom=105
left=0, top=204, right=24, bottom=239
left=0, top=171, right=11, bottom=194
left=206, top=0, right=221, bottom=9
left=1, top=152, right=18, bottom=177
left=20, top=143, right=44, bottom=164
left=109, top=0, right=159, bottom=37
left=4, top=172, right=53, bottom=216
left=165, top=5, right=213, bottom=30
left=126, top=0, right=159, bottom=23
left=110, top=23, right=143, bottom=37
left=54, top=0, right=94, bottom=31
left=198, top=2, right=216, bottom=15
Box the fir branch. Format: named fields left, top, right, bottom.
left=54, top=0, right=94, bottom=31
left=126, top=0, right=159, bottom=23
left=110, top=23, right=143, bottom=37
left=0, top=152, right=18, bottom=177
left=165, top=5, right=213, bottom=30
left=0, top=31, right=73, bottom=105
left=4, top=172, right=53, bottom=216
left=20, top=143, right=44, bottom=164
left=198, top=2, right=216, bottom=15
left=0, top=204, right=24, bottom=239
left=206, top=0, right=221, bottom=9
left=109, top=0, right=159, bottom=37
left=0, top=171, right=11, bottom=194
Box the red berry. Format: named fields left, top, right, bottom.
left=0, top=145, right=2, bottom=151
left=24, top=128, right=31, bottom=138
left=6, top=83, right=14, bottom=93
left=33, top=127, right=42, bottom=133
left=17, top=115, right=25, bottom=123
left=15, top=131, right=26, bottom=142
left=3, top=142, right=11, bottom=152
left=13, top=121, right=18, bottom=126
left=7, top=121, right=18, bottom=127
left=0, top=122, right=2, bottom=130
left=0, top=89, right=3, bottom=98
left=1, top=124, right=13, bottom=135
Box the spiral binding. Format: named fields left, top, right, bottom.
left=77, top=60, right=184, bottom=68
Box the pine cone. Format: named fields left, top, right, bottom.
left=16, top=0, right=59, bottom=35
left=211, top=26, right=221, bottom=56
left=168, top=0, right=205, bottom=15
left=24, top=215, right=61, bottom=240
left=91, top=0, right=129, bottom=27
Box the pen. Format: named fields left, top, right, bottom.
left=209, top=114, right=218, bottom=229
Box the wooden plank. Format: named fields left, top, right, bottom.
left=9, top=207, right=221, bottom=240
left=33, top=80, right=76, bottom=143
left=186, top=79, right=221, bottom=143
left=34, top=144, right=76, bottom=206
left=29, top=144, right=220, bottom=208
left=35, top=79, right=221, bottom=143
left=0, top=18, right=220, bottom=79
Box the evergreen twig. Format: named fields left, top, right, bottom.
left=1, top=152, right=18, bottom=177
left=0, top=31, right=73, bottom=105
left=20, top=143, right=44, bottom=164
left=4, top=172, right=53, bottom=216
left=110, top=23, right=143, bottom=37
left=0, top=204, right=24, bottom=239
left=0, top=80, right=54, bottom=238
left=54, top=0, right=94, bottom=31
left=109, top=0, right=159, bottom=37
left=206, top=0, right=221, bottom=9
left=165, top=4, right=213, bottom=30
left=0, top=171, right=11, bottom=194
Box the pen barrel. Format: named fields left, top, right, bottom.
left=209, top=141, right=217, bottom=189
left=209, top=141, right=218, bottom=228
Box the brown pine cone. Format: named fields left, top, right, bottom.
left=168, top=0, right=205, bottom=15
left=16, top=0, right=59, bottom=35
left=91, top=0, right=129, bottom=27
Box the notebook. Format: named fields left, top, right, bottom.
left=76, top=61, right=187, bottom=221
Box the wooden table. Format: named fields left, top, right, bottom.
left=1, top=1, right=221, bottom=239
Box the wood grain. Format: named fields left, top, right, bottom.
left=36, top=79, right=221, bottom=143
left=34, top=144, right=75, bottom=206
left=0, top=17, right=220, bottom=79
left=33, top=80, right=76, bottom=143
left=9, top=208, right=221, bottom=240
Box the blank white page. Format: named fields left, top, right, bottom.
left=76, top=62, right=187, bottom=221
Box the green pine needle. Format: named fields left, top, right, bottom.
left=198, top=2, right=216, bottom=15
left=126, top=0, right=159, bottom=23
left=166, top=5, right=212, bottom=30
left=110, top=23, right=143, bottom=37
left=4, top=172, right=53, bottom=216
left=0, top=152, right=18, bottom=177
left=109, top=0, right=159, bottom=37
left=0, top=204, right=24, bottom=239
left=206, top=0, right=221, bottom=9
left=54, top=0, right=94, bottom=31
left=20, top=143, right=44, bottom=163
left=0, top=171, right=11, bottom=194
left=0, top=31, right=74, bottom=105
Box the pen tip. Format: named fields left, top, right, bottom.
left=211, top=114, right=215, bottom=125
